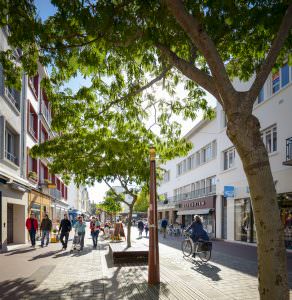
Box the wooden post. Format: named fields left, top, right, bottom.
left=148, top=146, right=160, bottom=284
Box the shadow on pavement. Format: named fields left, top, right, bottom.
left=190, top=260, right=222, bottom=281
left=28, top=250, right=62, bottom=261
left=4, top=247, right=36, bottom=256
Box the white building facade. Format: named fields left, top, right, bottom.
left=158, top=62, right=292, bottom=248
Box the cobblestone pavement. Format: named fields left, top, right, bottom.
left=1, top=226, right=292, bottom=300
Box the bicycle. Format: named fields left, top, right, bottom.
left=181, top=231, right=212, bottom=262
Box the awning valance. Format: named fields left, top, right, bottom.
left=177, top=208, right=212, bottom=216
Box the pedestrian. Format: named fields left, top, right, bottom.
left=90, top=216, right=101, bottom=248
left=137, top=219, right=144, bottom=238
left=40, top=214, right=52, bottom=247
left=185, top=215, right=209, bottom=257
left=161, top=218, right=168, bottom=238
left=74, top=215, right=86, bottom=250
left=26, top=212, right=38, bottom=248
left=58, top=213, right=72, bottom=250
left=144, top=223, right=149, bottom=237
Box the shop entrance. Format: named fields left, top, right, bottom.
left=222, top=197, right=227, bottom=239
left=7, top=203, right=13, bottom=244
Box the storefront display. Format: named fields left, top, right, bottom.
left=234, top=198, right=256, bottom=243
left=279, top=194, right=292, bottom=249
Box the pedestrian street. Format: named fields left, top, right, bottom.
left=0, top=227, right=292, bottom=300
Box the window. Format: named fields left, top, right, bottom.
left=223, top=147, right=236, bottom=170
left=261, top=125, right=277, bottom=153
left=258, top=87, right=264, bottom=104
left=5, top=128, right=18, bottom=165
left=187, top=154, right=194, bottom=170
left=4, top=86, right=20, bottom=111
left=177, top=163, right=182, bottom=176
left=163, top=170, right=170, bottom=182
left=272, top=71, right=280, bottom=94
left=28, top=103, right=38, bottom=139
left=196, top=151, right=200, bottom=166
left=281, top=63, right=289, bottom=87
left=40, top=126, right=48, bottom=143
left=206, top=176, right=216, bottom=193
left=182, top=159, right=186, bottom=172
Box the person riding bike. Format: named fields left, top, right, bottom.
left=185, top=215, right=209, bottom=257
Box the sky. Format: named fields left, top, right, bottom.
left=34, top=0, right=217, bottom=203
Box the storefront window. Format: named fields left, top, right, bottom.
left=30, top=203, right=41, bottom=224
left=279, top=195, right=292, bottom=249
left=235, top=198, right=251, bottom=242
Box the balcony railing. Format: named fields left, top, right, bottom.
left=284, top=137, right=292, bottom=166
left=49, top=188, right=62, bottom=200
left=158, top=185, right=216, bottom=207
left=41, top=101, right=51, bottom=125
left=5, top=87, right=20, bottom=111
left=5, top=150, right=18, bottom=165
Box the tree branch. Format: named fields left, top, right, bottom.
left=103, top=179, right=131, bottom=207
left=248, top=4, right=292, bottom=105
left=97, top=66, right=172, bottom=116
left=156, top=43, right=221, bottom=103
left=164, top=0, right=235, bottom=103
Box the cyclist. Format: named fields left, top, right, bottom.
left=185, top=215, right=209, bottom=257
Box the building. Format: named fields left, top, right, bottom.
left=0, top=27, right=29, bottom=251
left=0, top=26, right=71, bottom=250
left=158, top=62, right=292, bottom=247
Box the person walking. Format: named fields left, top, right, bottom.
left=144, top=223, right=149, bottom=237
left=137, top=219, right=144, bottom=238
left=26, top=212, right=38, bottom=248
left=90, top=216, right=101, bottom=248
left=58, top=213, right=72, bottom=250
left=161, top=218, right=168, bottom=238
left=40, top=214, right=52, bottom=247
left=74, top=215, right=86, bottom=250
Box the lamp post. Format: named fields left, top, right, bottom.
left=148, top=146, right=160, bottom=284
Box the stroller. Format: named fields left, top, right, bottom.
left=70, top=230, right=81, bottom=253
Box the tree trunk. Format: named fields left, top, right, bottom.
left=127, top=205, right=134, bottom=248
left=227, top=112, right=288, bottom=300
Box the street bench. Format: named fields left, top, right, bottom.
left=109, top=242, right=148, bottom=264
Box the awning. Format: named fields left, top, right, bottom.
left=177, top=208, right=212, bottom=216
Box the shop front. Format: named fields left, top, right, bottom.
left=28, top=189, right=52, bottom=227
left=279, top=192, right=292, bottom=249
left=177, top=196, right=216, bottom=239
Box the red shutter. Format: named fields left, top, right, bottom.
left=44, top=165, right=48, bottom=179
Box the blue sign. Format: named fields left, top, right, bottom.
left=224, top=186, right=235, bottom=198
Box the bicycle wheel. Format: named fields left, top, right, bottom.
left=198, top=249, right=211, bottom=262
left=181, top=240, right=192, bottom=257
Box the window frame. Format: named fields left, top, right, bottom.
left=223, top=147, right=236, bottom=171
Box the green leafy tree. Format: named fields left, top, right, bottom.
left=98, top=190, right=122, bottom=221
left=1, top=1, right=292, bottom=298
left=89, top=202, right=98, bottom=216
left=134, top=188, right=149, bottom=213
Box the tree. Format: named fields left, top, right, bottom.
left=89, top=202, right=98, bottom=216
left=98, top=190, right=122, bottom=222
left=1, top=1, right=291, bottom=298
left=134, top=188, right=149, bottom=213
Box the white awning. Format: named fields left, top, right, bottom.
left=177, top=209, right=211, bottom=216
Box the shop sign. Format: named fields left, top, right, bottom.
left=224, top=186, right=235, bottom=198
left=182, top=201, right=206, bottom=209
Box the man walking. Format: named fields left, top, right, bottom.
left=40, top=214, right=52, bottom=247
left=137, top=219, right=144, bottom=238
left=161, top=218, right=168, bottom=238
left=74, top=216, right=86, bottom=250
left=26, top=212, right=38, bottom=248
left=58, top=213, right=72, bottom=250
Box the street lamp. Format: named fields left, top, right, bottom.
left=148, top=146, right=160, bottom=284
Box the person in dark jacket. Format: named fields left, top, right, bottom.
left=186, top=215, right=209, bottom=257
left=40, top=214, right=52, bottom=247
left=161, top=219, right=168, bottom=238
left=26, top=212, right=38, bottom=247
left=137, top=220, right=144, bottom=238
left=58, top=213, right=72, bottom=250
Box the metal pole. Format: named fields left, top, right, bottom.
left=148, top=146, right=160, bottom=284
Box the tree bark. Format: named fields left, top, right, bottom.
left=227, top=112, right=288, bottom=300
left=127, top=205, right=134, bottom=248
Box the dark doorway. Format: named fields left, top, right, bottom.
left=7, top=203, right=13, bottom=244
left=222, top=197, right=227, bottom=239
